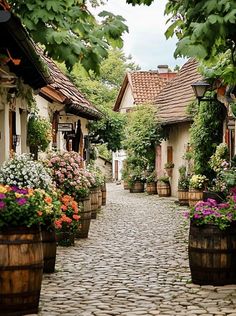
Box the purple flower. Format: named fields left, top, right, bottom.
left=230, top=187, right=236, bottom=195
left=218, top=203, right=230, bottom=209
left=18, top=189, right=28, bottom=195
left=207, top=198, right=217, bottom=206
left=0, top=201, right=5, bottom=209
left=183, top=211, right=189, bottom=219
left=16, top=198, right=27, bottom=206
left=0, top=193, right=6, bottom=199
left=194, top=213, right=201, bottom=219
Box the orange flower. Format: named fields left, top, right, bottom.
left=44, top=196, right=52, bottom=204
left=73, top=214, right=80, bottom=221
left=37, top=211, right=43, bottom=216
left=61, top=204, right=67, bottom=211
left=71, top=200, right=78, bottom=210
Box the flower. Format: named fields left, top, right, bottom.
left=54, top=195, right=81, bottom=234
left=0, top=184, right=60, bottom=229
left=186, top=192, right=236, bottom=230
left=0, top=154, right=52, bottom=190
left=47, top=151, right=96, bottom=199
left=189, top=174, right=208, bottom=190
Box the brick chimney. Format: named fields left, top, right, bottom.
left=157, top=65, right=177, bottom=80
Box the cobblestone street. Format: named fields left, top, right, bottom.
left=39, top=184, right=236, bottom=316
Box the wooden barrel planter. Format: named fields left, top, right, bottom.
left=123, top=181, right=130, bottom=190
left=130, top=181, right=144, bottom=193
left=0, top=226, right=43, bottom=316
left=90, top=187, right=99, bottom=219
left=41, top=226, right=57, bottom=273
left=76, top=195, right=92, bottom=238
left=157, top=181, right=171, bottom=197
left=203, top=191, right=225, bottom=203
left=189, top=188, right=203, bottom=207
left=146, top=182, right=157, bottom=195
left=189, top=223, right=236, bottom=285
left=101, top=184, right=107, bottom=205
left=98, top=188, right=102, bottom=210
left=178, top=189, right=189, bottom=206
left=56, top=230, right=75, bottom=246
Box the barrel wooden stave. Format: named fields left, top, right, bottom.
left=101, top=184, right=106, bottom=205
left=90, top=188, right=99, bottom=219
left=178, top=189, right=189, bottom=206
left=0, top=226, right=43, bottom=316
left=146, top=182, right=157, bottom=195
left=76, top=196, right=92, bottom=238
left=157, top=182, right=171, bottom=197
left=98, top=188, right=102, bottom=209
left=189, top=223, right=236, bottom=285
left=189, top=189, right=203, bottom=207
left=130, top=181, right=144, bottom=193
left=41, top=227, right=57, bottom=273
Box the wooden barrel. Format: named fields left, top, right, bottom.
left=123, top=181, right=130, bottom=190
left=157, top=182, right=171, bottom=197
left=0, top=226, right=43, bottom=316
left=98, top=188, right=102, bottom=209
left=56, top=230, right=75, bottom=246
left=76, top=195, right=92, bottom=238
left=41, top=226, right=57, bottom=273
left=90, top=188, right=99, bottom=219
left=189, top=223, right=236, bottom=285
left=130, top=181, right=144, bottom=193
left=101, top=184, right=107, bottom=205
left=178, top=189, right=189, bottom=206
left=146, top=182, right=157, bottom=195
left=189, top=189, right=203, bottom=207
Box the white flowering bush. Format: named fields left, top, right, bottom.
left=209, top=143, right=229, bottom=173
left=0, top=154, right=52, bottom=190
left=189, top=174, right=208, bottom=190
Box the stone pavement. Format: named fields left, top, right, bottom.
left=38, top=183, right=236, bottom=316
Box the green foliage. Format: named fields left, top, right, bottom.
left=8, top=0, right=128, bottom=73
left=157, top=176, right=170, bottom=184
left=190, top=98, right=225, bottom=178
left=97, top=144, right=112, bottom=161
left=27, top=114, right=52, bottom=151
left=67, top=49, right=139, bottom=152
left=123, top=104, right=162, bottom=170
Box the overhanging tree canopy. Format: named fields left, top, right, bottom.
left=8, top=0, right=128, bottom=73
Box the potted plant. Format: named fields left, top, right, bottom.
left=157, top=176, right=171, bottom=197
left=55, top=194, right=80, bottom=246
left=164, top=161, right=174, bottom=177
left=27, top=113, right=52, bottom=160
left=146, top=170, right=157, bottom=195
left=186, top=191, right=236, bottom=285
left=47, top=151, right=95, bottom=237
left=128, top=166, right=145, bottom=193
left=178, top=166, right=189, bottom=205
left=189, top=174, right=208, bottom=207
left=0, top=184, right=51, bottom=315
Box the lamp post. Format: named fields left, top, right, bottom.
left=191, top=81, right=211, bottom=102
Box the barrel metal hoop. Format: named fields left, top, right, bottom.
left=0, top=290, right=41, bottom=298
left=189, top=247, right=236, bottom=254
left=0, top=239, right=42, bottom=244
left=0, top=263, right=43, bottom=271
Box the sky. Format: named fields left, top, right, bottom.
left=95, top=0, right=186, bottom=71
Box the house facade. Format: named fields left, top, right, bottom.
left=0, top=5, right=101, bottom=165
left=155, top=59, right=236, bottom=197
left=113, top=66, right=176, bottom=180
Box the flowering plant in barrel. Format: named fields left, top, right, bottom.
left=185, top=191, right=236, bottom=230
left=189, top=174, right=208, bottom=190
left=54, top=195, right=81, bottom=246
left=47, top=151, right=95, bottom=199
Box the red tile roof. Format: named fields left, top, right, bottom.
left=39, top=52, right=102, bottom=120
left=155, top=59, right=202, bottom=125
left=114, top=71, right=175, bottom=111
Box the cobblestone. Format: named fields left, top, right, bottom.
left=38, top=184, right=236, bottom=315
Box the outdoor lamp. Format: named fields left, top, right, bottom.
left=191, top=81, right=211, bottom=100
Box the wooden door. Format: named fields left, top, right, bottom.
left=114, top=160, right=118, bottom=180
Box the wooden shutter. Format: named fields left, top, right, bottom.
left=167, top=146, right=173, bottom=163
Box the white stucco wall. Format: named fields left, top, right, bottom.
left=112, top=150, right=127, bottom=181
left=159, top=122, right=191, bottom=197
left=119, top=85, right=135, bottom=113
